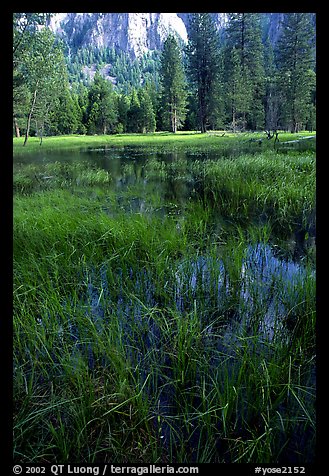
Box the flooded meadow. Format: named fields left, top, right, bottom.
left=13, top=142, right=316, bottom=464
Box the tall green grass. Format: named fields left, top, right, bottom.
left=186, top=151, right=314, bottom=233
left=13, top=130, right=316, bottom=156
left=14, top=148, right=315, bottom=234
left=13, top=142, right=316, bottom=464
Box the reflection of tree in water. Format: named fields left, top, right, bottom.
left=133, top=161, right=145, bottom=181
left=163, top=176, right=189, bottom=203
left=101, top=156, right=147, bottom=188
left=163, top=151, right=191, bottom=204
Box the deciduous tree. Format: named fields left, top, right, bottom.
left=20, top=28, right=67, bottom=145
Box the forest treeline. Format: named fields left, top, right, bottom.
left=13, top=13, right=316, bottom=144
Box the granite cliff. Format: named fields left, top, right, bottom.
left=49, top=13, right=228, bottom=58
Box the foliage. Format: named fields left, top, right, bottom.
left=224, top=13, right=265, bottom=130
left=186, top=13, right=221, bottom=133
left=86, top=72, right=118, bottom=134
left=65, top=45, right=161, bottom=94
left=275, top=13, right=316, bottom=132
left=13, top=13, right=316, bottom=137
left=159, top=35, right=188, bottom=132
left=13, top=21, right=72, bottom=142
left=138, top=88, right=156, bottom=133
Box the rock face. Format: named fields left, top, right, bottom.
left=49, top=12, right=304, bottom=58
left=262, top=13, right=286, bottom=44
left=49, top=13, right=190, bottom=57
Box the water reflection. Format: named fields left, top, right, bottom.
left=16, top=146, right=315, bottom=460
left=33, top=238, right=315, bottom=458
left=40, top=241, right=314, bottom=367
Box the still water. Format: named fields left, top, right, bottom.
left=15, top=145, right=315, bottom=347
left=14, top=147, right=212, bottom=209
left=14, top=145, right=315, bottom=250
left=15, top=145, right=316, bottom=461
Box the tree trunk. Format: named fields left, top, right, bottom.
left=39, top=123, right=44, bottom=145
left=198, top=85, right=207, bottom=133
left=173, top=108, right=177, bottom=133
left=24, top=85, right=38, bottom=146
left=13, top=116, right=20, bottom=138
left=232, top=109, right=236, bottom=133
left=242, top=111, right=246, bottom=131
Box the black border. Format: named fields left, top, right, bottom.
left=6, top=3, right=324, bottom=473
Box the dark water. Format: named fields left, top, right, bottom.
left=14, top=145, right=268, bottom=189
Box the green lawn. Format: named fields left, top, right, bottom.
left=13, top=130, right=316, bottom=154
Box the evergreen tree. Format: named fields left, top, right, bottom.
left=86, top=72, right=117, bottom=134
left=74, top=83, right=89, bottom=133
left=138, top=88, right=156, bottom=133
left=159, top=34, right=188, bottom=133
left=13, top=13, right=316, bottom=137
left=186, top=13, right=221, bottom=133
left=143, top=79, right=159, bottom=117
left=116, top=93, right=130, bottom=133
left=263, top=37, right=280, bottom=131
left=184, top=93, right=198, bottom=131
left=275, top=13, right=315, bottom=132
left=49, top=87, right=81, bottom=135
left=224, top=47, right=250, bottom=132
left=224, top=13, right=265, bottom=130
left=127, top=88, right=141, bottom=133
left=305, top=69, right=316, bottom=132
left=125, top=87, right=156, bottom=133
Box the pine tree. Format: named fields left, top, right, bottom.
left=143, top=78, right=160, bottom=124
left=49, top=87, right=81, bottom=135
left=275, top=13, right=315, bottom=132
left=116, top=94, right=130, bottom=133
left=86, top=72, right=117, bottom=134
left=186, top=13, right=221, bottom=133
left=138, top=88, right=156, bottom=133
left=224, top=13, right=265, bottom=130
left=224, top=47, right=250, bottom=132
left=263, top=37, right=280, bottom=131
left=305, top=69, right=316, bottom=132
left=127, top=88, right=141, bottom=133
left=159, top=34, right=188, bottom=133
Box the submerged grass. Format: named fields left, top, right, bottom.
left=13, top=138, right=316, bottom=464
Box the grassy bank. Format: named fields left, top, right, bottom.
left=13, top=138, right=316, bottom=463
left=13, top=130, right=316, bottom=155
left=13, top=131, right=232, bottom=155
